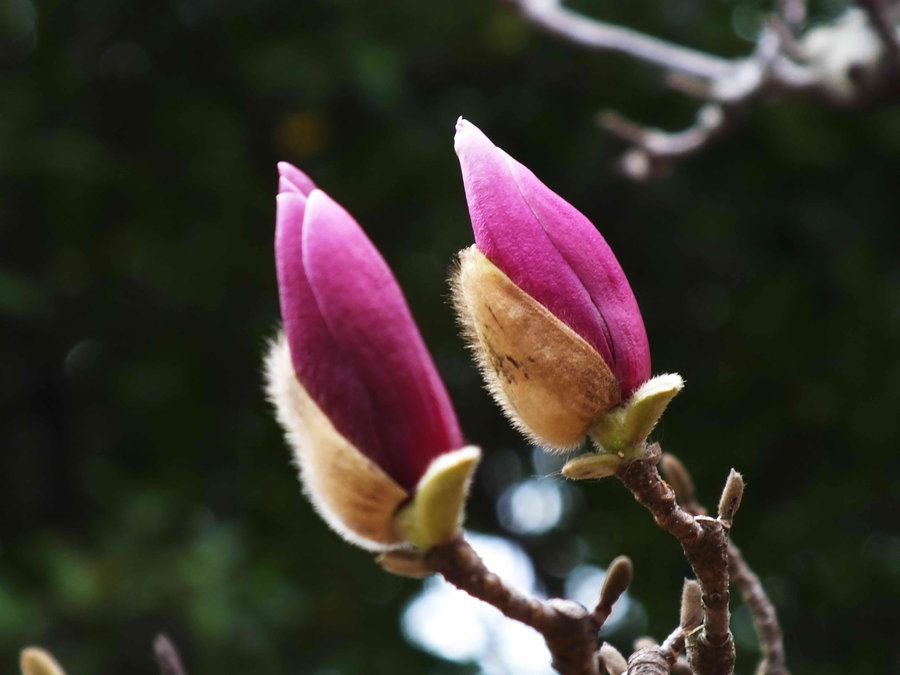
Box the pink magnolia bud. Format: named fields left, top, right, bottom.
left=452, top=120, right=651, bottom=449
left=267, top=163, right=476, bottom=551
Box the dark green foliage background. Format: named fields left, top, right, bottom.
left=2, top=0, right=898, bottom=672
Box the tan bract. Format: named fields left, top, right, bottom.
left=20, top=648, right=66, bottom=675
left=375, top=548, right=431, bottom=578
left=265, top=334, right=409, bottom=550
left=452, top=246, right=621, bottom=450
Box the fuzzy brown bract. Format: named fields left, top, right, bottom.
left=452, top=246, right=622, bottom=450
left=265, top=333, right=409, bottom=549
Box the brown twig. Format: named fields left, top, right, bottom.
left=427, top=536, right=607, bottom=674
left=729, top=543, right=789, bottom=675
left=661, top=453, right=789, bottom=675
left=153, top=634, right=187, bottom=675
left=616, top=445, right=735, bottom=675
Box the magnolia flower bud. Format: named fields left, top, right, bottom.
left=453, top=119, right=669, bottom=452
left=266, top=163, right=479, bottom=552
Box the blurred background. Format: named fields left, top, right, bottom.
left=2, top=0, right=899, bottom=672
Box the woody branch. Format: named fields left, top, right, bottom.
left=426, top=536, right=634, bottom=675
left=615, top=444, right=740, bottom=675
left=660, top=453, right=789, bottom=675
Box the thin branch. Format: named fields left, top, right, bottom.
left=427, top=535, right=604, bottom=674
left=507, top=0, right=733, bottom=80
left=616, top=445, right=735, bottom=675
left=153, top=634, right=187, bottom=675
left=599, top=105, right=728, bottom=181
left=768, top=18, right=807, bottom=61
left=777, top=0, right=808, bottom=29
left=729, top=543, right=789, bottom=675
left=661, top=453, right=789, bottom=675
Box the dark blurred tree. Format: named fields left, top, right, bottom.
left=1, top=0, right=899, bottom=673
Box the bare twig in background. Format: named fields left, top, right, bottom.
left=508, top=0, right=732, bottom=80
left=728, top=544, right=790, bottom=675
left=428, top=537, right=630, bottom=674
left=508, top=0, right=900, bottom=180
left=153, top=634, right=187, bottom=675
left=661, top=453, right=789, bottom=675
left=777, top=0, right=808, bottom=29
left=616, top=445, right=735, bottom=675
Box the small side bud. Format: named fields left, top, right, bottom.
left=589, top=374, right=684, bottom=453
left=597, top=643, right=628, bottom=675
left=562, top=452, right=623, bottom=480
left=597, top=556, right=634, bottom=612
left=680, top=579, right=703, bottom=632
left=717, top=469, right=744, bottom=527
left=397, top=446, right=481, bottom=550
left=20, top=648, right=65, bottom=675
left=376, top=549, right=432, bottom=578
left=659, top=453, right=697, bottom=508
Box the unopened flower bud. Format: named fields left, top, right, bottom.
left=267, top=163, right=479, bottom=553
left=453, top=119, right=681, bottom=456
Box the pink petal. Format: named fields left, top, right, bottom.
left=297, top=190, right=463, bottom=490
left=275, top=191, right=384, bottom=474
left=278, top=161, right=317, bottom=196
left=454, top=119, right=650, bottom=396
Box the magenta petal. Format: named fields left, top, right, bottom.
left=278, top=161, right=317, bottom=196
left=279, top=177, right=302, bottom=194
left=454, top=119, right=650, bottom=397
left=300, top=191, right=463, bottom=490
left=275, top=191, right=384, bottom=475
